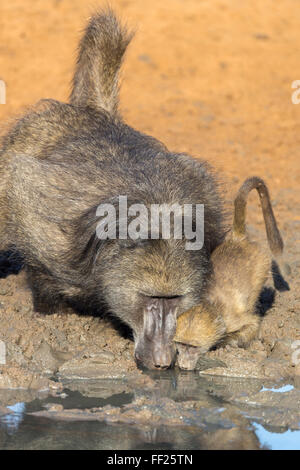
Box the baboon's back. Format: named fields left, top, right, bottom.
left=0, top=98, right=224, bottom=263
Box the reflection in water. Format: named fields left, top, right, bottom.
left=0, top=416, right=260, bottom=450
left=1, top=402, right=26, bottom=435
left=0, top=372, right=299, bottom=449
left=134, top=424, right=260, bottom=450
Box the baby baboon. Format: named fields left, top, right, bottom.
left=175, top=176, right=286, bottom=370
left=0, top=10, right=225, bottom=369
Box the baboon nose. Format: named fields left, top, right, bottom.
left=153, top=350, right=174, bottom=369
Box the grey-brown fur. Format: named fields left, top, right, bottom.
left=0, top=10, right=225, bottom=369
left=70, top=8, right=133, bottom=115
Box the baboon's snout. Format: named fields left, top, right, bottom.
left=134, top=295, right=181, bottom=369
left=176, top=343, right=200, bottom=370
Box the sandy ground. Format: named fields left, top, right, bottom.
left=0, top=0, right=299, bottom=392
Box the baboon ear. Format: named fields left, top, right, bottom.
left=68, top=205, right=109, bottom=273
left=68, top=194, right=149, bottom=272
left=68, top=195, right=132, bottom=272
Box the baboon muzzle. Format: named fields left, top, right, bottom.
left=135, top=296, right=180, bottom=369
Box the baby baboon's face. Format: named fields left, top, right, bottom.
left=99, top=238, right=208, bottom=369
left=176, top=343, right=202, bottom=370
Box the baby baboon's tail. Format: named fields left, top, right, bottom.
left=70, top=9, right=133, bottom=116
left=233, top=176, right=284, bottom=258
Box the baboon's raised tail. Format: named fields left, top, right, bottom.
left=233, top=176, right=284, bottom=258
left=70, top=9, right=133, bottom=115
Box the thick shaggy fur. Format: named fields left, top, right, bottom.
left=70, top=9, right=134, bottom=115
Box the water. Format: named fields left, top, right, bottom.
left=252, top=423, right=300, bottom=450
left=0, top=371, right=299, bottom=450
left=259, top=384, right=294, bottom=393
